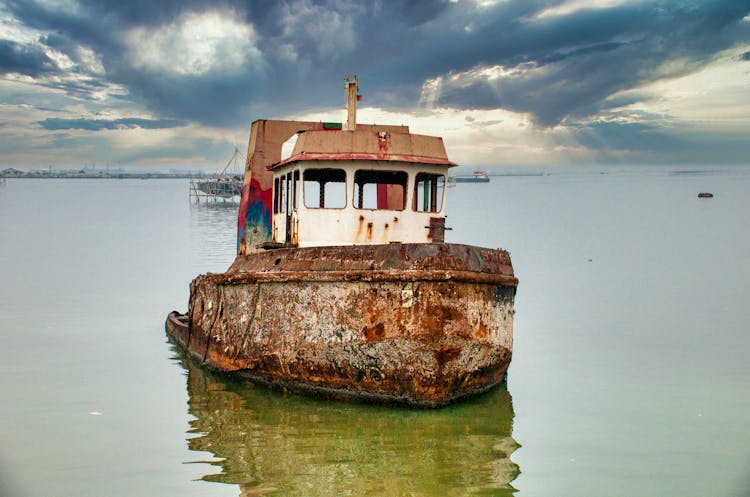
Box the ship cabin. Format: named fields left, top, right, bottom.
left=267, top=127, right=456, bottom=248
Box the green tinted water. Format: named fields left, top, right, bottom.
left=1, top=169, right=749, bottom=496
left=180, top=354, right=518, bottom=496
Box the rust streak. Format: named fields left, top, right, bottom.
left=235, top=281, right=262, bottom=360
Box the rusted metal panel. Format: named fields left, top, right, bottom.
left=226, top=243, right=515, bottom=275
left=167, top=243, right=516, bottom=407
left=428, top=217, right=446, bottom=243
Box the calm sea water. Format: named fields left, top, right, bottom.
left=0, top=168, right=748, bottom=497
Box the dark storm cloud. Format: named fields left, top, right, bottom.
left=416, top=1, right=750, bottom=125
left=38, top=117, right=186, bottom=130
left=4, top=0, right=750, bottom=128
left=38, top=78, right=111, bottom=101
left=5, top=0, right=119, bottom=54
left=0, top=39, right=56, bottom=76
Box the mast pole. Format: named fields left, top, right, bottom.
left=345, top=75, right=358, bottom=131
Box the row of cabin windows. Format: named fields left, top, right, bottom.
left=273, top=168, right=445, bottom=214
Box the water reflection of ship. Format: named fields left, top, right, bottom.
left=177, top=351, right=520, bottom=496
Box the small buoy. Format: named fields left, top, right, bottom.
left=697, top=192, right=713, bottom=198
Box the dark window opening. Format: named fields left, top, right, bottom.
left=274, top=170, right=301, bottom=214
left=273, top=175, right=286, bottom=214
left=413, top=173, right=445, bottom=213
left=354, top=170, right=407, bottom=210
left=303, top=168, right=347, bottom=209
left=273, top=177, right=279, bottom=213
left=290, top=170, right=300, bottom=210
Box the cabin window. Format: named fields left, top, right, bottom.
left=273, top=177, right=279, bottom=213
left=303, top=168, right=347, bottom=209
left=273, top=170, right=300, bottom=213
left=353, top=170, right=407, bottom=210
left=413, top=173, right=445, bottom=213
left=273, top=176, right=285, bottom=214
left=292, top=170, right=300, bottom=210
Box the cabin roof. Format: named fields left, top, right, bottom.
left=271, top=152, right=455, bottom=169
left=268, top=128, right=457, bottom=170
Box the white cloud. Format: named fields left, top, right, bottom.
left=279, top=1, right=358, bottom=57
left=43, top=46, right=75, bottom=71
left=418, top=62, right=540, bottom=111
left=611, top=46, right=750, bottom=126
left=450, top=63, right=538, bottom=82
left=127, top=10, right=262, bottom=76
left=419, top=77, right=443, bottom=108
left=461, top=0, right=509, bottom=8
left=534, top=0, right=634, bottom=20
left=1, top=8, right=41, bottom=44
left=74, top=45, right=105, bottom=75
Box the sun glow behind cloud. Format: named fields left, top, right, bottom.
left=289, top=105, right=593, bottom=167
left=622, top=47, right=750, bottom=125
left=127, top=11, right=262, bottom=76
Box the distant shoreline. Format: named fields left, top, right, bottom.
left=1, top=171, right=214, bottom=180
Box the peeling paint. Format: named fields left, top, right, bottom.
left=401, top=285, right=414, bottom=308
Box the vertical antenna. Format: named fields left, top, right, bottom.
left=345, top=75, right=358, bottom=131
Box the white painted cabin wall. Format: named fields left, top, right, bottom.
left=272, top=160, right=449, bottom=247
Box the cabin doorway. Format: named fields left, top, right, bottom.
left=273, top=170, right=301, bottom=245
left=285, top=170, right=300, bottom=244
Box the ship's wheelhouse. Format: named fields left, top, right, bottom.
left=271, top=160, right=449, bottom=247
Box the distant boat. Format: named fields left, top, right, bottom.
left=190, top=148, right=244, bottom=201
left=193, top=176, right=243, bottom=197
left=697, top=192, right=714, bottom=198
left=453, top=169, right=490, bottom=183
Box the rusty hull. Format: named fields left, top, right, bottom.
left=167, top=243, right=517, bottom=407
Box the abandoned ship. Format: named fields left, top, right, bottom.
left=166, top=77, right=518, bottom=407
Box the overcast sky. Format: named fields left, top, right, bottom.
left=1, top=0, right=749, bottom=169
